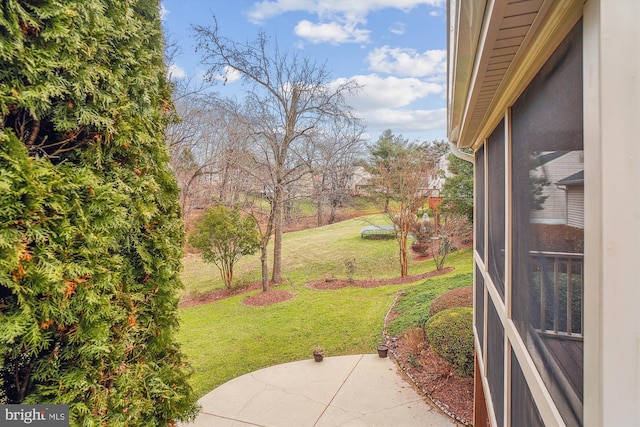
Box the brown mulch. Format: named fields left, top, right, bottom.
left=307, top=267, right=454, bottom=290
left=180, top=267, right=455, bottom=308
left=242, top=290, right=295, bottom=306
left=179, top=282, right=263, bottom=308
left=388, top=335, right=474, bottom=425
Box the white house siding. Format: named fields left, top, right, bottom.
left=567, top=185, right=584, bottom=228
left=530, top=150, right=584, bottom=224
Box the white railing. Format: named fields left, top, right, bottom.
left=530, top=251, right=584, bottom=340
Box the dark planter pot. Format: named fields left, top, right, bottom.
left=377, top=345, right=389, bottom=358
left=313, top=352, right=324, bottom=362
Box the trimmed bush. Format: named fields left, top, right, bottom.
left=429, top=286, right=473, bottom=317
left=425, top=307, right=474, bottom=377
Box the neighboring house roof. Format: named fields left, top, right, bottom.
left=556, top=170, right=584, bottom=186
left=535, top=151, right=567, bottom=165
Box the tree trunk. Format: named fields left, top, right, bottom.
left=222, top=260, right=233, bottom=289
left=316, top=174, right=325, bottom=227
left=271, top=184, right=283, bottom=283
left=219, top=159, right=230, bottom=204
left=399, top=231, right=408, bottom=277
left=329, top=198, right=338, bottom=224
left=316, top=196, right=323, bottom=227
left=260, top=244, right=269, bottom=292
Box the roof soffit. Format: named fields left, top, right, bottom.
left=448, top=0, right=583, bottom=150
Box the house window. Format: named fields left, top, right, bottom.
left=511, top=20, right=584, bottom=426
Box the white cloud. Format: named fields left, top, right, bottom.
left=294, top=19, right=369, bottom=44
left=212, top=66, right=243, bottom=85
left=247, top=0, right=444, bottom=24
left=367, top=46, right=446, bottom=78
left=160, top=4, right=169, bottom=20
left=362, top=107, right=447, bottom=133
left=247, top=0, right=444, bottom=45
left=330, top=73, right=445, bottom=137
left=334, top=74, right=443, bottom=110
left=167, top=63, right=186, bottom=79
left=389, top=22, right=406, bottom=35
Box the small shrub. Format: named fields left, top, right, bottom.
left=410, top=241, right=430, bottom=256
left=429, top=287, right=473, bottom=317
left=403, top=327, right=426, bottom=355
left=343, top=257, right=357, bottom=282
left=424, top=307, right=474, bottom=378
left=407, top=354, right=421, bottom=370
left=412, top=220, right=436, bottom=243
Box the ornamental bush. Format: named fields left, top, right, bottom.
left=429, top=286, right=473, bottom=317
left=188, top=206, right=260, bottom=289
left=424, top=307, right=474, bottom=378
left=0, top=1, right=198, bottom=424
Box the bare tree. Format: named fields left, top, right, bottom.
left=166, top=90, right=257, bottom=217
left=308, top=116, right=366, bottom=226
left=194, top=18, right=360, bottom=290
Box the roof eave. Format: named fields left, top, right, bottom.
left=446, top=0, right=583, bottom=150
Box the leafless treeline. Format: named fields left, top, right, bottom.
left=165, top=18, right=366, bottom=290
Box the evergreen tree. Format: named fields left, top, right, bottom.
left=367, top=130, right=434, bottom=277
left=0, top=1, right=198, bottom=425
left=440, top=152, right=474, bottom=223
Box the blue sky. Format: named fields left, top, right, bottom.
left=161, top=0, right=447, bottom=143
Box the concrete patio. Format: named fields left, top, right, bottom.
left=182, top=354, right=457, bottom=426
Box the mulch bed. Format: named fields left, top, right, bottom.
left=388, top=334, right=474, bottom=425
left=179, top=267, right=455, bottom=308
left=242, top=290, right=295, bottom=306
left=179, top=282, right=263, bottom=308
left=307, top=267, right=454, bottom=290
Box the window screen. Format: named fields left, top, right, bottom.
left=511, top=351, right=544, bottom=427
left=487, top=120, right=505, bottom=300
left=475, top=265, right=485, bottom=353
left=511, top=20, right=584, bottom=427
left=475, top=146, right=485, bottom=260
left=487, top=298, right=504, bottom=427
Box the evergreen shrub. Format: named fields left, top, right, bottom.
left=424, top=307, right=474, bottom=378
left=0, top=1, right=198, bottom=424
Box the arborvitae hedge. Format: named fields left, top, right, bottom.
left=0, top=1, right=198, bottom=425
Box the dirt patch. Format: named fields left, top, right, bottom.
left=307, top=267, right=454, bottom=290
left=179, top=283, right=264, bottom=308
left=243, top=290, right=295, bottom=306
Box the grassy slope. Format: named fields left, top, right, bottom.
left=178, top=214, right=473, bottom=397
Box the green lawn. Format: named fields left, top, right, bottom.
left=177, top=214, right=473, bottom=397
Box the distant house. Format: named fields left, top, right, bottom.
left=556, top=170, right=584, bottom=229
left=347, top=165, right=371, bottom=195
left=530, top=151, right=584, bottom=226
left=427, top=153, right=451, bottom=195
left=447, top=1, right=639, bottom=426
